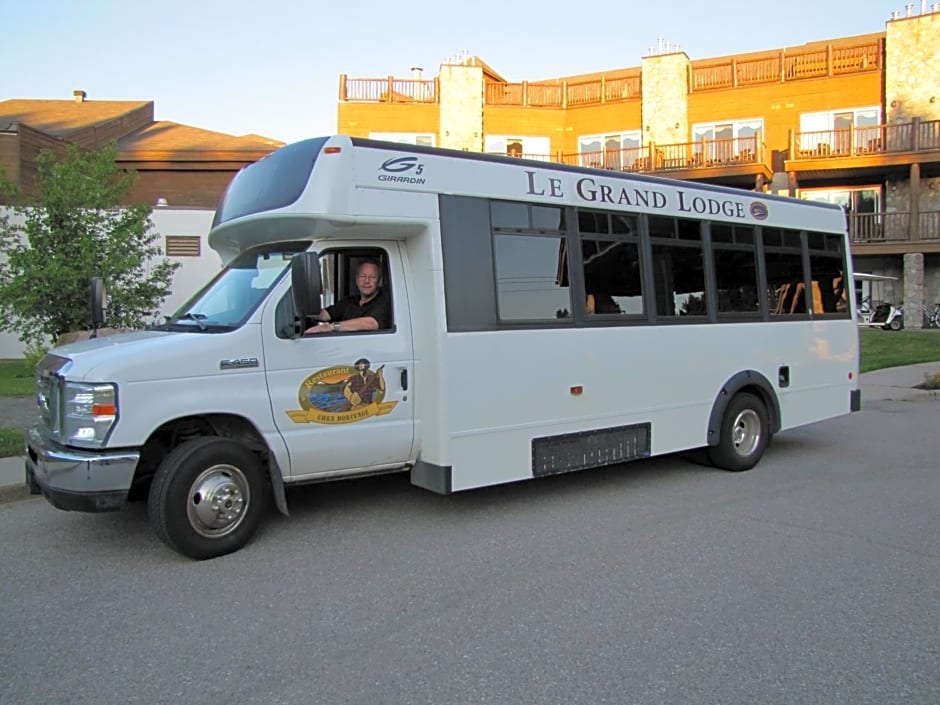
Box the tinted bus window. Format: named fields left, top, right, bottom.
left=765, top=228, right=807, bottom=316
left=494, top=234, right=572, bottom=321
left=212, top=138, right=327, bottom=226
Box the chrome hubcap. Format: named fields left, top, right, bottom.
left=186, top=465, right=250, bottom=538
left=731, top=409, right=761, bottom=457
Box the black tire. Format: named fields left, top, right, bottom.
left=888, top=317, right=903, bottom=331
left=148, top=437, right=268, bottom=560
left=707, top=392, right=770, bottom=472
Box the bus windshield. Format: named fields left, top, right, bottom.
left=155, top=242, right=308, bottom=332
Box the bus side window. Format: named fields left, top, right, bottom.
left=334, top=249, right=394, bottom=330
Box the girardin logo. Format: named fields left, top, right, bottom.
left=378, top=156, right=427, bottom=184
left=286, top=358, right=399, bottom=425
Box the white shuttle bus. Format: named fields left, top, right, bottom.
left=26, top=136, right=861, bottom=559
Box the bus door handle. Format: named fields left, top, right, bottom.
left=400, top=368, right=408, bottom=391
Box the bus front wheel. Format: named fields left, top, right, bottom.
left=708, top=392, right=769, bottom=472
left=148, top=437, right=268, bottom=560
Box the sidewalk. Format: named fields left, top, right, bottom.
left=3, top=361, right=938, bottom=504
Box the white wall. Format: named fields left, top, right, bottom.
left=0, top=206, right=222, bottom=359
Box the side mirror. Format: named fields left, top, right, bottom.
left=89, top=277, right=106, bottom=336
left=291, top=251, right=322, bottom=327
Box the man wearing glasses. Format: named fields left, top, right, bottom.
left=305, top=259, right=390, bottom=334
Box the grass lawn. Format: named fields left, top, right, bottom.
left=1, top=358, right=33, bottom=458
left=0, top=358, right=35, bottom=397
left=0, top=427, right=24, bottom=458
left=858, top=328, right=940, bottom=373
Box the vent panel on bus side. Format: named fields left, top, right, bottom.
left=531, top=423, right=651, bottom=477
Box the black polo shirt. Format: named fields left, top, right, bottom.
left=325, top=288, right=391, bottom=329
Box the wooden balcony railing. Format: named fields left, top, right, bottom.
left=483, top=75, right=641, bottom=108
left=340, top=75, right=438, bottom=103
left=690, top=39, right=882, bottom=91
left=341, top=39, right=881, bottom=106
left=484, top=151, right=555, bottom=162
left=790, top=118, right=940, bottom=160
left=850, top=211, right=940, bottom=243
left=557, top=137, right=767, bottom=173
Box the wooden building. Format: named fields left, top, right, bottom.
left=337, top=9, right=940, bottom=327
left=0, top=91, right=284, bottom=358
left=0, top=90, right=282, bottom=208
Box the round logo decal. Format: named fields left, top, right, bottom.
left=749, top=201, right=769, bottom=220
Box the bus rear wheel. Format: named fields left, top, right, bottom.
left=708, top=392, right=769, bottom=472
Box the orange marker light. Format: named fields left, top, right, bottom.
left=570, top=386, right=583, bottom=396
left=324, top=147, right=342, bottom=154
left=92, top=404, right=117, bottom=417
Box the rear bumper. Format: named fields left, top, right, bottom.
left=26, top=427, right=139, bottom=512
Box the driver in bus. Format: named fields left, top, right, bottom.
left=305, top=259, right=390, bottom=334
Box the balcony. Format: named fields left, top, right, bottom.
left=483, top=74, right=642, bottom=108
left=786, top=118, right=940, bottom=180
left=340, top=38, right=882, bottom=107
left=340, top=75, right=438, bottom=103
left=690, top=39, right=882, bottom=91
left=850, top=211, right=940, bottom=254
left=554, top=136, right=772, bottom=187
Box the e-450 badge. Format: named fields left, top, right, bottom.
left=287, top=358, right=398, bottom=425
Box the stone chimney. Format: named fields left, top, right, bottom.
left=73, top=90, right=87, bottom=103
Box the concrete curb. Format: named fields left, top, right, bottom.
left=0, top=456, right=29, bottom=506
left=0, top=483, right=32, bottom=505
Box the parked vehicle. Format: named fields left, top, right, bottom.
left=854, top=273, right=904, bottom=330
left=25, top=136, right=862, bottom=560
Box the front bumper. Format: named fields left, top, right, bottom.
left=26, top=427, right=140, bottom=512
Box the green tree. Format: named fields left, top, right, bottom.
left=0, top=143, right=179, bottom=348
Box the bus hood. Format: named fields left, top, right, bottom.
left=46, top=326, right=264, bottom=384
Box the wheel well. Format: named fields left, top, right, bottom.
left=706, top=371, right=780, bottom=447
left=129, top=414, right=270, bottom=500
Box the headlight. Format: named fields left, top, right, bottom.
left=62, top=382, right=118, bottom=448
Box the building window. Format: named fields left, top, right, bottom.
left=798, top=107, right=880, bottom=155
left=369, top=132, right=435, bottom=147
left=691, top=119, right=763, bottom=164
left=165, top=235, right=201, bottom=257
left=800, top=187, right=880, bottom=214
left=801, top=187, right=882, bottom=242
left=484, top=136, right=551, bottom=160
left=578, top=131, right=642, bottom=170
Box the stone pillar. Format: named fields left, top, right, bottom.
left=885, top=10, right=940, bottom=123
left=640, top=50, right=690, bottom=152
left=438, top=64, right=483, bottom=152
left=904, top=252, right=924, bottom=329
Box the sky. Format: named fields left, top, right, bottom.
left=0, top=0, right=901, bottom=145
